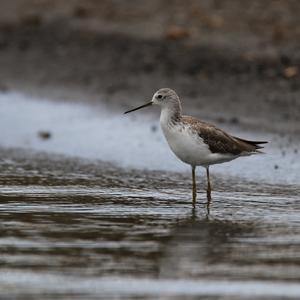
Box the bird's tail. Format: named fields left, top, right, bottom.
left=234, top=137, right=268, bottom=153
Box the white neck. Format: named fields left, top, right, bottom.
left=160, top=104, right=182, bottom=128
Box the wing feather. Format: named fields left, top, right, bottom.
left=181, top=116, right=267, bottom=154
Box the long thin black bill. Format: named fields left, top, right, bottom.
left=124, top=101, right=152, bottom=114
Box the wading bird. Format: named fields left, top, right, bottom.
left=124, top=88, right=267, bottom=213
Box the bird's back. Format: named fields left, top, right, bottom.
left=181, top=116, right=267, bottom=156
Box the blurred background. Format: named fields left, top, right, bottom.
left=1, top=0, right=300, bottom=131
left=0, top=1, right=300, bottom=300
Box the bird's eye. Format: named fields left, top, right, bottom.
left=157, top=95, right=162, bottom=99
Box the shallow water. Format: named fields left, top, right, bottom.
left=0, top=149, right=300, bottom=299
left=1, top=92, right=300, bottom=299
left=1, top=92, right=300, bottom=184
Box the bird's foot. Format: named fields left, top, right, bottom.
left=192, top=197, right=196, bottom=209
left=206, top=190, right=212, bottom=215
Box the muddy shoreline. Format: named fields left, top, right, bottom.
left=0, top=18, right=299, bottom=137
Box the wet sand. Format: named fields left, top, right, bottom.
left=0, top=7, right=300, bottom=136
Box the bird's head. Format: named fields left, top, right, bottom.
left=151, top=88, right=180, bottom=107
left=124, top=88, right=180, bottom=114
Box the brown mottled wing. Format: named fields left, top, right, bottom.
left=182, top=116, right=259, bottom=155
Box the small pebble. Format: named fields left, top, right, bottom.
left=165, top=25, right=189, bottom=40
left=38, top=131, right=52, bottom=140
left=229, top=117, right=239, bottom=124
left=283, top=66, right=298, bottom=79
left=274, top=164, right=279, bottom=170
left=73, top=6, right=89, bottom=18
left=151, top=125, right=157, bottom=132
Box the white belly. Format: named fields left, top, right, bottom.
left=161, top=123, right=236, bottom=167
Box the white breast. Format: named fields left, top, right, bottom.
left=160, top=113, right=236, bottom=167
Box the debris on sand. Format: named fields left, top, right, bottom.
left=283, top=66, right=298, bottom=79
left=73, top=6, right=89, bottom=19
left=151, top=125, right=158, bottom=133
left=38, top=131, right=52, bottom=140
left=165, top=25, right=189, bottom=40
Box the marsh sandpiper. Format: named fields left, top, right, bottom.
left=124, top=88, right=267, bottom=212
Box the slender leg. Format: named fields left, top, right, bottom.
left=192, top=166, right=197, bottom=208
left=206, top=166, right=212, bottom=214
